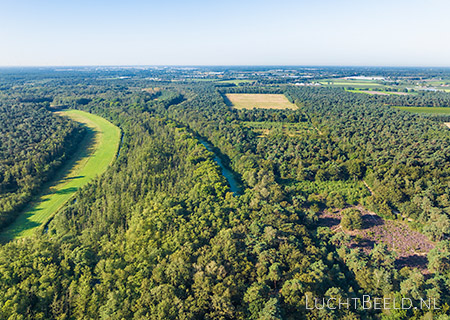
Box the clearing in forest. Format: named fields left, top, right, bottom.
left=218, top=79, right=256, bottom=85
left=319, top=206, right=434, bottom=271
left=1, top=110, right=121, bottom=240
left=394, top=106, right=450, bottom=115
left=225, top=93, right=297, bottom=110
left=346, top=89, right=410, bottom=96
left=242, top=121, right=312, bottom=137
left=319, top=78, right=385, bottom=88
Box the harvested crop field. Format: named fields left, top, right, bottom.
left=319, top=205, right=434, bottom=271
left=224, top=93, right=297, bottom=110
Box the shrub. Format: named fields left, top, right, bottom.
left=341, top=208, right=363, bottom=230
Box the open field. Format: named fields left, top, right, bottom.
left=142, top=87, right=161, bottom=94
left=242, top=121, right=312, bottom=137
left=218, top=79, right=255, bottom=85
left=321, top=81, right=383, bottom=87
left=225, top=93, right=296, bottom=110
left=422, top=79, right=450, bottom=86
left=177, top=79, right=255, bottom=85
left=394, top=106, right=450, bottom=114
left=186, top=78, right=217, bottom=82
left=319, top=205, right=434, bottom=271
left=319, top=79, right=385, bottom=87
left=346, top=89, right=410, bottom=96
left=321, top=78, right=448, bottom=92
left=0, top=110, right=121, bottom=240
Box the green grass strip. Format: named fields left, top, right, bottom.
left=394, top=106, right=450, bottom=114
left=1, top=110, right=121, bottom=240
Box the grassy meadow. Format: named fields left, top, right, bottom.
left=394, top=106, right=450, bottom=114
left=346, top=89, right=410, bottom=95
left=319, top=78, right=385, bottom=88
left=1, top=110, right=121, bottom=240
left=217, top=79, right=255, bottom=85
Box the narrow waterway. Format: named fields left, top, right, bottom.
left=199, top=140, right=242, bottom=196
left=116, top=131, right=124, bottom=158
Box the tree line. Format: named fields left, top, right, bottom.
left=0, top=102, right=85, bottom=230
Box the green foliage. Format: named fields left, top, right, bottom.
left=1, top=110, right=121, bottom=239
left=1, top=69, right=450, bottom=319
left=0, top=103, right=85, bottom=230
left=286, top=86, right=450, bottom=234
left=428, top=241, right=450, bottom=274
left=341, top=208, right=363, bottom=230
left=258, top=298, right=282, bottom=320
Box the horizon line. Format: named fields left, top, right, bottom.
left=1, top=64, right=450, bottom=69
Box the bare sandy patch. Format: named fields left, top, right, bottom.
left=319, top=205, right=434, bottom=271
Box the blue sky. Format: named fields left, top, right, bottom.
left=1, top=0, right=449, bottom=66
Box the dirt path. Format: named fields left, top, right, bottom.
left=363, top=180, right=374, bottom=196
left=299, top=108, right=322, bottom=135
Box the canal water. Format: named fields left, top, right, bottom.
left=199, top=140, right=242, bottom=196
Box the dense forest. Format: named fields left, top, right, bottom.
left=0, top=102, right=85, bottom=230
left=1, top=67, right=450, bottom=319
left=285, top=87, right=450, bottom=241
